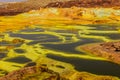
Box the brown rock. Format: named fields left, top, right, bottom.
left=0, top=0, right=70, bottom=16
left=0, top=0, right=120, bottom=16
left=80, top=41, right=120, bottom=64
left=46, top=0, right=120, bottom=8
left=0, top=66, right=66, bottom=80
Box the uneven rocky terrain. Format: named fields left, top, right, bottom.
left=80, top=41, right=120, bottom=64
left=0, top=0, right=120, bottom=15
left=0, top=0, right=70, bottom=15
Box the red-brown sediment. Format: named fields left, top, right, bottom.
left=46, top=0, right=120, bottom=8
left=0, top=0, right=120, bottom=16
left=0, top=0, right=70, bottom=16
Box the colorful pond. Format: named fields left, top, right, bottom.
left=0, top=22, right=120, bottom=78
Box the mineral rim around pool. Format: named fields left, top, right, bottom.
left=80, top=41, right=120, bottom=64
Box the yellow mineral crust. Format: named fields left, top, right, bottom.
left=0, top=7, right=120, bottom=32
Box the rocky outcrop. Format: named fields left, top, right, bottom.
left=46, top=0, right=120, bottom=8
left=0, top=0, right=120, bottom=16
left=0, top=66, right=64, bottom=80
left=80, top=41, right=120, bottom=64
left=0, top=0, right=70, bottom=16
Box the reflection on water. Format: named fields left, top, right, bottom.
left=0, top=24, right=120, bottom=77
left=47, top=54, right=120, bottom=77
left=42, top=38, right=102, bottom=54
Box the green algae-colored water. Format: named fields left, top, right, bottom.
left=0, top=24, right=120, bottom=78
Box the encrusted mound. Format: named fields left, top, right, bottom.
left=80, top=41, right=120, bottom=64
left=0, top=66, right=119, bottom=80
